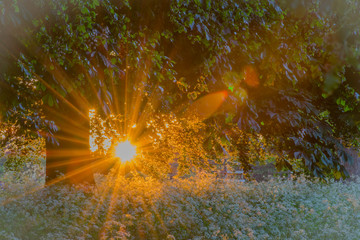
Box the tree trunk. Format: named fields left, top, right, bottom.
left=45, top=105, right=95, bottom=185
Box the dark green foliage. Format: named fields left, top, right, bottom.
left=1, top=0, right=360, bottom=180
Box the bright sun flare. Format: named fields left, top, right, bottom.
left=114, top=140, right=137, bottom=163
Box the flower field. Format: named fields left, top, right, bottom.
left=1, top=173, right=359, bottom=240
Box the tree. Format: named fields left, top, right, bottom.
left=1, top=0, right=179, bottom=184
left=1, top=0, right=360, bottom=183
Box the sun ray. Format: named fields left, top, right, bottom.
left=44, top=156, right=116, bottom=186
left=44, top=155, right=96, bottom=168
left=80, top=168, right=124, bottom=239
left=99, top=164, right=123, bottom=237
left=0, top=156, right=110, bottom=207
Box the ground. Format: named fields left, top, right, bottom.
left=1, top=171, right=360, bottom=240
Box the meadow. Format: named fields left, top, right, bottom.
left=1, top=169, right=360, bottom=240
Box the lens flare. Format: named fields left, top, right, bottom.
left=183, top=91, right=228, bottom=121
left=244, top=65, right=259, bottom=87
left=114, top=140, right=137, bottom=163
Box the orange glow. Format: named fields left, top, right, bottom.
left=244, top=65, right=259, bottom=87
left=114, top=140, right=137, bottom=163
left=184, top=91, right=228, bottom=121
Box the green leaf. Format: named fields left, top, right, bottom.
left=334, top=171, right=342, bottom=180
left=32, top=20, right=39, bottom=27
left=13, top=2, right=19, bottom=13
left=91, top=0, right=100, bottom=8
left=77, top=25, right=86, bottom=33
left=42, top=95, right=48, bottom=104
left=225, top=113, right=234, bottom=124
left=48, top=95, right=54, bottom=107
left=81, top=7, right=90, bottom=14
left=205, top=0, right=211, bottom=10
left=189, top=16, right=195, bottom=30
left=40, top=83, right=46, bottom=91
left=323, top=73, right=340, bottom=96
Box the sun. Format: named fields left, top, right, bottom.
left=114, top=140, right=137, bottom=163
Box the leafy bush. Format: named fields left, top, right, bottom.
left=1, top=173, right=360, bottom=239
left=0, top=120, right=45, bottom=174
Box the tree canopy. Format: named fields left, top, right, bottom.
left=1, top=0, right=360, bottom=182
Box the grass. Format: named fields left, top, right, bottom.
left=1, top=169, right=360, bottom=240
